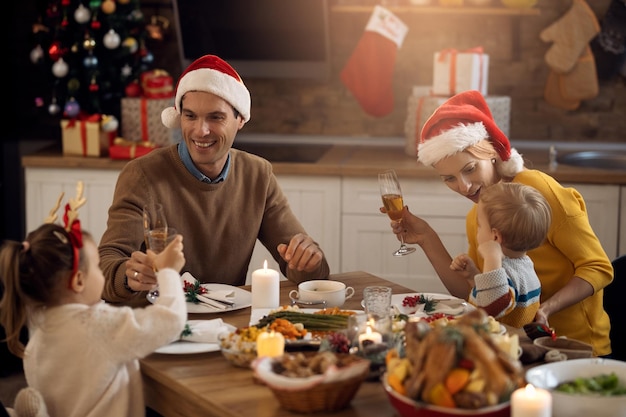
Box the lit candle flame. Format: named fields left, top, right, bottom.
left=263, top=259, right=268, bottom=270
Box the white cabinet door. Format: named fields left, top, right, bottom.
left=25, top=168, right=119, bottom=245
left=564, top=183, right=620, bottom=260
left=341, top=177, right=473, bottom=292
left=246, top=175, right=341, bottom=284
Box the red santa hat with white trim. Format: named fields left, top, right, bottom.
left=161, top=54, right=251, bottom=128
left=417, top=90, right=523, bottom=178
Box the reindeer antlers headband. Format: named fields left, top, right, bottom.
left=44, top=181, right=86, bottom=275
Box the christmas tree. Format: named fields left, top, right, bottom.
left=29, top=0, right=154, bottom=121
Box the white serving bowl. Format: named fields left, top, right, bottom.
left=525, top=358, right=626, bottom=417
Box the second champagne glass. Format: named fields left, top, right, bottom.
left=378, top=169, right=416, bottom=256
left=143, top=203, right=168, bottom=302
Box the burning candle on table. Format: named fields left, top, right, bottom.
left=256, top=330, right=285, bottom=358
left=251, top=260, right=280, bottom=309
left=511, top=384, right=552, bottom=417
left=358, top=322, right=382, bottom=349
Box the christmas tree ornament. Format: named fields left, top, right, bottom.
left=122, top=37, right=138, bottom=54
left=90, top=14, right=101, bottom=30
left=89, top=76, right=99, bottom=92
left=101, top=114, right=119, bottom=132
left=129, top=8, right=144, bottom=22
left=74, top=4, right=91, bottom=24
left=103, top=29, right=121, bottom=49
left=30, top=45, right=44, bottom=64
left=118, top=0, right=130, bottom=4
left=83, top=36, right=96, bottom=51
left=67, top=78, right=81, bottom=94
left=48, top=98, right=61, bottom=115
left=125, top=81, right=141, bottom=97
left=89, top=0, right=102, bottom=8
left=64, top=97, right=81, bottom=118
left=61, top=0, right=71, bottom=6
left=35, top=97, right=44, bottom=107
left=48, top=41, right=64, bottom=61
left=71, top=42, right=80, bottom=53
left=101, top=0, right=116, bottom=14
left=141, top=51, right=154, bottom=64
left=83, top=54, right=98, bottom=68
left=52, top=57, right=69, bottom=78
left=146, top=15, right=169, bottom=41
left=121, top=64, right=132, bottom=77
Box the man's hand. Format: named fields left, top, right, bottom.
left=277, top=233, right=324, bottom=272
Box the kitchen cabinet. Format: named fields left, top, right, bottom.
left=23, top=167, right=341, bottom=285
left=563, top=183, right=620, bottom=260
left=22, top=159, right=625, bottom=288
left=246, top=175, right=341, bottom=284
left=25, top=167, right=119, bottom=245
left=341, top=176, right=473, bottom=292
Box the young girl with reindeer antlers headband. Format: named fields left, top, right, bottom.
left=0, top=182, right=187, bottom=417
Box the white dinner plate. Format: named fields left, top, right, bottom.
left=187, top=284, right=252, bottom=314
left=154, top=341, right=220, bottom=355
left=391, top=292, right=472, bottom=317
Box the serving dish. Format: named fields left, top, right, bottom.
left=525, top=358, right=626, bottom=417
left=392, top=293, right=471, bottom=317
left=383, top=373, right=510, bottom=417
left=154, top=341, right=220, bottom=355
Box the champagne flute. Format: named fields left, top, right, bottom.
left=143, top=203, right=168, bottom=302
left=378, top=169, right=416, bottom=256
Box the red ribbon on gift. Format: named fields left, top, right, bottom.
left=64, top=113, right=102, bottom=156
left=140, top=98, right=149, bottom=142
left=437, top=46, right=485, bottom=96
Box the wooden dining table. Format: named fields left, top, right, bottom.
left=140, top=271, right=415, bottom=417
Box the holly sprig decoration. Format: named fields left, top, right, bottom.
left=402, top=294, right=439, bottom=313
left=181, top=323, right=193, bottom=338
left=183, top=280, right=208, bottom=303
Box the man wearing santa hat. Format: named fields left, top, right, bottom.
left=99, top=55, right=330, bottom=307
left=384, top=90, right=613, bottom=357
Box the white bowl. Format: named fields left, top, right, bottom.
left=525, top=358, right=626, bottom=417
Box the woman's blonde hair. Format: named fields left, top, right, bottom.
left=479, top=182, right=551, bottom=252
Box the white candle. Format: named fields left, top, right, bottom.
left=511, top=384, right=552, bottom=417
left=358, top=324, right=382, bottom=349
left=251, top=260, right=280, bottom=309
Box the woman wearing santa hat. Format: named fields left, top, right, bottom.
left=388, top=90, right=613, bottom=357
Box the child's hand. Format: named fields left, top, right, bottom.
left=149, top=235, right=185, bottom=273
left=450, top=253, right=480, bottom=280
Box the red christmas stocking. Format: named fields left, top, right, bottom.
left=340, top=6, right=408, bottom=117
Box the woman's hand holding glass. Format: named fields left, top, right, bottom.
left=378, top=169, right=416, bottom=256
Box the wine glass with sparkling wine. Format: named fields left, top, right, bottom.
left=143, top=203, right=168, bottom=302
left=378, top=169, right=416, bottom=256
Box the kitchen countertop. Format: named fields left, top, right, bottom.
left=21, top=135, right=626, bottom=185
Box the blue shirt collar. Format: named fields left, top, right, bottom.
left=178, top=141, right=230, bottom=183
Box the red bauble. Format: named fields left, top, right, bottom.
left=124, top=81, right=141, bottom=97
left=91, top=18, right=101, bottom=30
left=48, top=41, right=64, bottom=61
left=61, top=0, right=70, bottom=5
left=89, top=83, right=99, bottom=92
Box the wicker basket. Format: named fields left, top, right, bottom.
left=253, top=352, right=371, bottom=413
left=268, top=367, right=369, bottom=413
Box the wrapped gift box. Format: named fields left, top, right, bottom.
left=109, top=138, right=158, bottom=160
left=61, top=116, right=114, bottom=157
left=121, top=97, right=180, bottom=146
left=432, top=49, right=489, bottom=96
left=140, top=69, right=174, bottom=99
left=404, top=93, right=510, bottom=157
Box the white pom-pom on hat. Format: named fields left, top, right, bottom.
left=161, top=54, right=251, bottom=129
left=418, top=90, right=523, bottom=177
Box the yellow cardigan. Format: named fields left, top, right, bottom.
left=466, top=169, right=613, bottom=356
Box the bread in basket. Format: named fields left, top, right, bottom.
left=252, top=351, right=370, bottom=413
